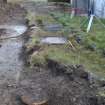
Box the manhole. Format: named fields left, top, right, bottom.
left=44, top=24, right=63, bottom=32
left=41, top=37, right=67, bottom=44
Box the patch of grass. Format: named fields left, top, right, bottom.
left=51, top=12, right=105, bottom=51
left=26, top=9, right=105, bottom=78
left=25, top=12, right=36, bottom=25
left=28, top=35, right=105, bottom=77
left=35, top=15, right=57, bottom=24
left=46, top=46, right=105, bottom=77
left=49, top=12, right=105, bottom=77
left=29, top=50, right=47, bottom=66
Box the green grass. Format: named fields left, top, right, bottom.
left=45, top=46, right=105, bottom=77
left=49, top=12, right=105, bottom=77
left=28, top=37, right=105, bottom=78
left=51, top=12, right=105, bottom=51
left=25, top=9, right=105, bottom=78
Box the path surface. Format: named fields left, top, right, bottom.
left=0, top=24, right=27, bottom=105
left=0, top=2, right=102, bottom=105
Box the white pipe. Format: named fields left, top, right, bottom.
left=87, top=15, right=94, bottom=32
left=70, top=0, right=75, bottom=19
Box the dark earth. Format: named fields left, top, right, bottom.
left=0, top=1, right=105, bottom=105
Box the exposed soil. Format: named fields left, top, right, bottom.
left=0, top=1, right=105, bottom=105
left=12, top=59, right=105, bottom=105
left=0, top=2, right=27, bottom=105
left=17, top=2, right=105, bottom=105
left=0, top=3, right=26, bottom=24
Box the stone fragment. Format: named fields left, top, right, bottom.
left=21, top=96, right=48, bottom=105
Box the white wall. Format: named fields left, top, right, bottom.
left=95, top=0, right=105, bottom=18
left=8, top=0, right=47, bottom=3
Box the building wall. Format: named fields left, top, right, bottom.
left=95, top=0, right=105, bottom=18
left=48, top=0, right=70, bottom=2
left=7, top=0, right=105, bottom=18
left=73, top=0, right=88, bottom=13
left=8, top=0, right=47, bottom=3
left=72, top=0, right=105, bottom=18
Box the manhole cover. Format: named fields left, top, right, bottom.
left=44, top=24, right=63, bottom=32
left=41, top=37, right=67, bottom=44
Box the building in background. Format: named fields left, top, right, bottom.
left=48, top=0, right=105, bottom=18
left=6, top=0, right=105, bottom=18
left=95, top=0, right=105, bottom=18
left=72, top=0, right=105, bottom=18
left=8, top=0, right=47, bottom=3
left=48, top=0, right=70, bottom=2
left=72, top=0, right=89, bottom=15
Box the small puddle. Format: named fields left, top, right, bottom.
left=44, top=24, right=63, bottom=32
left=41, top=37, right=67, bottom=44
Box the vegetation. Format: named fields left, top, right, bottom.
left=50, top=12, right=105, bottom=77
left=51, top=12, right=105, bottom=54
left=25, top=3, right=105, bottom=78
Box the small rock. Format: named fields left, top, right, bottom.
left=88, top=96, right=98, bottom=105
left=20, top=80, right=29, bottom=86
left=102, top=48, right=105, bottom=57
left=98, top=80, right=105, bottom=87
left=7, top=84, right=17, bottom=88
left=75, top=65, right=89, bottom=80
left=75, top=36, right=83, bottom=44
left=87, top=43, right=97, bottom=51
left=7, top=84, right=12, bottom=87
left=21, top=96, right=48, bottom=105
left=65, top=65, right=75, bottom=74
left=29, top=24, right=36, bottom=28
left=21, top=96, right=32, bottom=105
left=0, top=45, right=2, bottom=48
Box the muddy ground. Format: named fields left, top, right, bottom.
left=0, top=1, right=105, bottom=105
left=0, top=2, right=27, bottom=105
